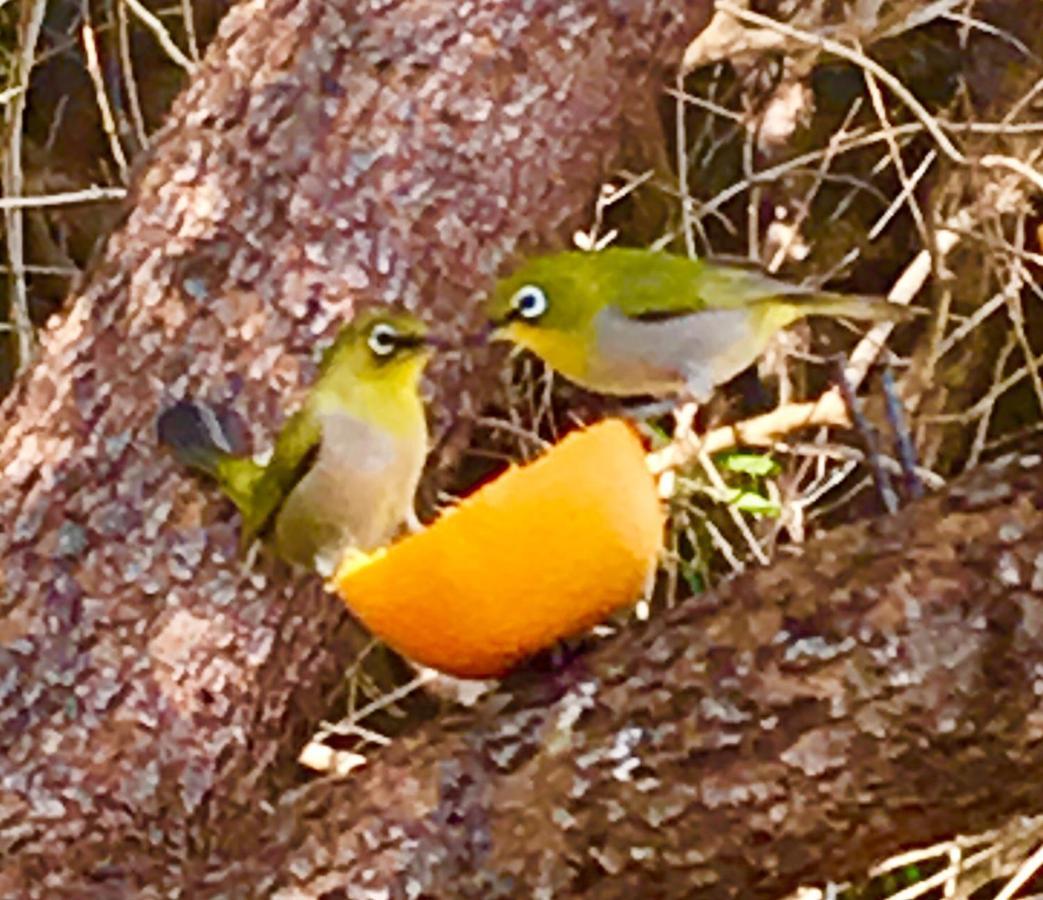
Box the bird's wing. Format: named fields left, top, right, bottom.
left=239, top=402, right=323, bottom=546
left=606, top=251, right=809, bottom=319
left=690, top=261, right=813, bottom=310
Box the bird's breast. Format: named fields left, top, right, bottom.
left=274, top=409, right=426, bottom=572
left=590, top=305, right=761, bottom=398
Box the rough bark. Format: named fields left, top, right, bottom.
left=194, top=447, right=1043, bottom=897
left=8, top=0, right=1042, bottom=895
left=0, top=0, right=710, bottom=894
left=8, top=442, right=1036, bottom=897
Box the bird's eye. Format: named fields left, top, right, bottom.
left=367, top=322, right=399, bottom=357
left=510, top=284, right=548, bottom=321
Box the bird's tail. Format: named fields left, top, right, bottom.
left=157, top=400, right=261, bottom=513
left=779, top=291, right=913, bottom=324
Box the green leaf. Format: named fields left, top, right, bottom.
left=903, top=864, right=922, bottom=883
left=717, top=452, right=780, bottom=478
left=725, top=488, right=781, bottom=517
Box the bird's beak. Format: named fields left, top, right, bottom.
left=410, top=321, right=509, bottom=353
left=465, top=319, right=510, bottom=347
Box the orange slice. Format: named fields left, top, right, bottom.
left=332, top=419, right=665, bottom=678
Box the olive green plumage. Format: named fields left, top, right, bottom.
left=485, top=247, right=906, bottom=401
left=158, top=310, right=436, bottom=574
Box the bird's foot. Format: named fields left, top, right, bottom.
left=240, top=539, right=262, bottom=572
left=328, top=545, right=387, bottom=584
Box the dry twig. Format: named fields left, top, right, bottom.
left=2, top=0, right=47, bottom=373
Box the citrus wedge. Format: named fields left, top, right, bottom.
left=332, top=418, right=664, bottom=678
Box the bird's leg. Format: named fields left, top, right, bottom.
left=620, top=397, right=682, bottom=421
left=614, top=396, right=686, bottom=447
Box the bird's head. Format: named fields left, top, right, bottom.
left=482, top=253, right=599, bottom=374
left=320, top=309, right=443, bottom=389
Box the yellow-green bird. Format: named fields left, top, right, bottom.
left=157, top=309, right=440, bottom=575
left=484, top=247, right=905, bottom=402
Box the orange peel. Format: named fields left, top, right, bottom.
left=331, top=418, right=665, bottom=678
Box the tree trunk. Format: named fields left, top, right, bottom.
left=198, top=447, right=1043, bottom=897
left=0, top=0, right=710, bottom=894
left=7, top=0, right=1043, bottom=896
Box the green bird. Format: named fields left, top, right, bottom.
left=484, top=247, right=906, bottom=402
left=157, top=309, right=440, bottom=575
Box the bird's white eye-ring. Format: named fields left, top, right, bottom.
left=367, top=322, right=399, bottom=357
left=510, top=284, right=549, bottom=321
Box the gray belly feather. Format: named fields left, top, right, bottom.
left=273, top=412, right=424, bottom=572
left=591, top=306, right=760, bottom=400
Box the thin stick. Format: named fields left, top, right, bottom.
left=696, top=447, right=770, bottom=566
left=2, top=0, right=47, bottom=374
left=689, top=121, right=928, bottom=226
left=767, top=100, right=864, bottom=273
left=1006, top=221, right=1043, bottom=424
left=0, top=86, right=25, bottom=106
left=934, top=286, right=1007, bottom=359
left=941, top=10, right=1036, bottom=59
left=321, top=670, right=437, bottom=735
left=117, top=0, right=150, bottom=151
left=882, top=842, right=1005, bottom=900
left=646, top=392, right=850, bottom=475
left=861, top=59, right=932, bottom=249
left=665, top=85, right=745, bottom=122
left=929, top=343, right=1043, bottom=426
left=966, top=333, right=1017, bottom=469
left=866, top=148, right=936, bottom=243
left=0, top=186, right=127, bottom=210
left=82, top=23, right=130, bottom=183
left=181, top=0, right=202, bottom=62
left=123, top=0, right=196, bottom=71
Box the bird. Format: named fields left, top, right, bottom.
left=483, top=246, right=907, bottom=405
left=157, top=309, right=441, bottom=575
